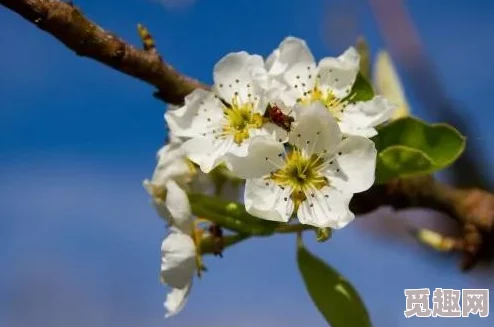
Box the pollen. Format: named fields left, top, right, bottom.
left=297, top=81, right=351, bottom=120
left=269, top=149, right=328, bottom=209
left=221, top=97, right=263, bottom=145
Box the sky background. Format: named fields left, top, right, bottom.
left=1, top=0, right=494, bottom=326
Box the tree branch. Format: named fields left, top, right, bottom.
left=352, top=176, right=494, bottom=270
left=0, top=0, right=209, bottom=104
left=2, top=0, right=493, bottom=270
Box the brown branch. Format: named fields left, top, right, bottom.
left=352, top=176, right=494, bottom=270
left=0, top=0, right=209, bottom=105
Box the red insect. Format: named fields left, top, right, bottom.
left=264, top=104, right=294, bottom=132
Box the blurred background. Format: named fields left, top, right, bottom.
left=1, top=0, right=493, bottom=326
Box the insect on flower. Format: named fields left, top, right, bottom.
left=264, top=103, right=295, bottom=132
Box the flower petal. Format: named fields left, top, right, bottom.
left=164, top=180, right=194, bottom=233
left=318, top=47, right=360, bottom=97
left=151, top=142, right=193, bottom=187
left=225, top=136, right=285, bottom=179
left=262, top=122, right=289, bottom=144
left=182, top=137, right=233, bottom=173
left=213, top=51, right=267, bottom=105
left=244, top=178, right=294, bottom=223
left=267, top=37, right=314, bottom=75
left=297, top=187, right=355, bottom=228
left=326, top=136, right=376, bottom=193
left=160, top=229, right=196, bottom=289
left=164, top=283, right=192, bottom=318
left=339, top=95, right=396, bottom=137
left=289, top=102, right=341, bottom=156
left=165, top=89, right=224, bottom=138
left=269, top=37, right=316, bottom=106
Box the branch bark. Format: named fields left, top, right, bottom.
left=2, top=0, right=493, bottom=270
left=352, top=176, right=494, bottom=270
left=0, top=0, right=208, bottom=104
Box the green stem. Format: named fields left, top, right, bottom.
left=275, top=224, right=315, bottom=234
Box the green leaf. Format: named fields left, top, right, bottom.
left=188, top=193, right=280, bottom=235
left=345, top=72, right=374, bottom=103
left=297, top=238, right=372, bottom=327
left=373, top=117, right=466, bottom=183
left=199, top=233, right=250, bottom=255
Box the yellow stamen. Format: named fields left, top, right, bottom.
left=297, top=81, right=351, bottom=120
left=269, top=149, right=328, bottom=209
left=221, top=96, right=263, bottom=145
left=192, top=218, right=210, bottom=278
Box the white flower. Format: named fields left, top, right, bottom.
left=267, top=36, right=395, bottom=138
left=143, top=138, right=197, bottom=228
left=157, top=184, right=205, bottom=318
left=226, top=101, right=377, bottom=228
left=165, top=51, right=287, bottom=174
left=161, top=227, right=196, bottom=318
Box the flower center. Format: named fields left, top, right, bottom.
left=297, top=82, right=350, bottom=120
left=269, top=148, right=328, bottom=209
left=221, top=97, right=263, bottom=145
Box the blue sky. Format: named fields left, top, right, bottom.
left=1, top=0, right=493, bottom=326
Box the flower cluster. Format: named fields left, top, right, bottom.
left=144, top=36, right=395, bottom=317
left=166, top=36, right=394, bottom=228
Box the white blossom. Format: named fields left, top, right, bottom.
left=161, top=227, right=196, bottom=318
left=165, top=51, right=287, bottom=174
left=266, top=36, right=395, bottom=138
left=226, top=101, right=376, bottom=228
left=143, top=137, right=197, bottom=229
left=155, top=182, right=205, bottom=318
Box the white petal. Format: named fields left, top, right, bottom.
left=163, top=180, right=194, bottom=233
left=270, top=37, right=316, bottom=106
left=244, top=178, right=294, bottom=223
left=164, top=283, right=192, bottom=318
left=326, top=136, right=377, bottom=193
left=268, top=37, right=314, bottom=74
left=213, top=51, right=267, bottom=105
left=262, top=123, right=289, bottom=144
left=265, top=47, right=280, bottom=72
left=165, top=89, right=224, bottom=138
left=289, top=102, right=341, bottom=155
left=225, top=136, right=285, bottom=179
left=297, top=187, right=355, bottom=229
left=150, top=142, right=192, bottom=187
left=340, top=95, right=396, bottom=136
left=338, top=122, right=378, bottom=138
left=318, top=47, right=360, bottom=97
left=160, top=229, right=196, bottom=289
left=182, top=137, right=233, bottom=174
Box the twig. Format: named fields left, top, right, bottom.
left=352, top=175, right=494, bottom=270
left=0, top=0, right=209, bottom=105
